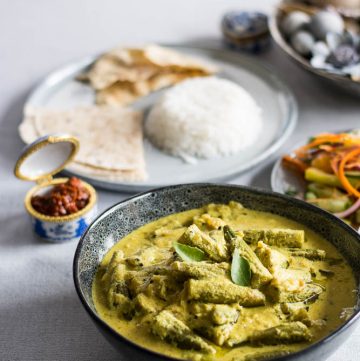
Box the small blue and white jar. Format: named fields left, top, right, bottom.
left=24, top=177, right=97, bottom=243
left=221, top=11, right=271, bottom=53
left=14, top=134, right=98, bottom=243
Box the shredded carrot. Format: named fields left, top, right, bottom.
left=306, top=134, right=354, bottom=149
left=294, top=135, right=347, bottom=158
left=337, top=147, right=360, bottom=198
left=318, top=145, right=336, bottom=152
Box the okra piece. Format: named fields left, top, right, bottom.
left=288, top=308, right=311, bottom=326
left=151, top=310, right=215, bottom=354
left=280, top=302, right=306, bottom=314
left=133, top=293, right=164, bottom=316
left=243, top=229, right=304, bottom=248
left=189, top=303, right=240, bottom=326
left=171, top=261, right=229, bottom=279
left=109, top=264, right=128, bottom=283
left=107, top=250, right=125, bottom=272
left=280, top=302, right=311, bottom=325
left=107, top=264, right=130, bottom=299
left=179, top=224, right=228, bottom=261
left=186, top=279, right=266, bottom=306
left=195, top=323, right=235, bottom=346
left=267, top=283, right=323, bottom=303
left=125, top=246, right=173, bottom=268
left=148, top=274, right=181, bottom=301
left=142, top=264, right=173, bottom=276
left=286, top=248, right=326, bottom=261
left=275, top=268, right=312, bottom=284
left=249, top=321, right=312, bottom=345
left=255, top=242, right=289, bottom=274
left=107, top=290, right=133, bottom=319
left=224, top=226, right=273, bottom=288
left=127, top=274, right=151, bottom=297
left=101, top=251, right=125, bottom=283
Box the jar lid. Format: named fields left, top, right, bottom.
left=14, top=134, right=79, bottom=182
left=221, top=11, right=269, bottom=40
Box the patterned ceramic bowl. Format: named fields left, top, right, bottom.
left=25, top=177, right=97, bottom=243
left=74, top=183, right=360, bottom=361
left=221, top=11, right=270, bottom=53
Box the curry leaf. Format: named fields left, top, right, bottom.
left=173, top=242, right=205, bottom=262
left=231, top=248, right=251, bottom=286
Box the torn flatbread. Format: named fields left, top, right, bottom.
left=79, top=44, right=217, bottom=106
left=20, top=106, right=147, bottom=180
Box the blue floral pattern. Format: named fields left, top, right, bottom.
left=32, top=205, right=97, bottom=243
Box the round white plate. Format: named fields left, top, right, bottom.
left=25, top=45, right=298, bottom=192
left=271, top=157, right=307, bottom=199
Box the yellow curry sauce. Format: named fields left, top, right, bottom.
left=93, top=202, right=357, bottom=361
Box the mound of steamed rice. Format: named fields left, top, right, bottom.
left=145, top=77, right=262, bottom=160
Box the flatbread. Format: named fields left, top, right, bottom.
left=96, top=80, right=151, bottom=106
left=108, top=47, right=151, bottom=66
left=143, top=45, right=217, bottom=73
left=67, top=162, right=147, bottom=182
left=79, top=45, right=218, bottom=107
left=148, top=72, right=197, bottom=91
left=21, top=106, right=147, bottom=180
left=85, top=55, right=158, bottom=90
left=96, top=83, right=139, bottom=106
left=95, top=72, right=207, bottom=106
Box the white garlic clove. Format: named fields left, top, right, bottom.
left=291, top=30, right=315, bottom=56
left=310, top=10, right=344, bottom=40
left=310, top=54, right=327, bottom=68
left=326, top=32, right=344, bottom=51
left=281, top=11, right=311, bottom=37
left=312, top=41, right=330, bottom=57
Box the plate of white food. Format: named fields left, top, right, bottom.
left=19, top=44, right=297, bottom=192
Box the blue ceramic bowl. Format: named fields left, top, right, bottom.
left=73, top=184, right=360, bottom=361
left=221, top=11, right=271, bottom=53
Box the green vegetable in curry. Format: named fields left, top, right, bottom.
left=92, top=202, right=357, bottom=361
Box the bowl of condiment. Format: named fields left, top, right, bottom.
left=15, top=134, right=97, bottom=242
left=269, top=0, right=360, bottom=95
left=74, top=183, right=360, bottom=361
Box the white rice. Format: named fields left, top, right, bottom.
left=145, top=77, right=262, bottom=160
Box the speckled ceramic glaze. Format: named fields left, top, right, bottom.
left=73, top=184, right=360, bottom=361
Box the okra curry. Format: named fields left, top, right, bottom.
left=93, top=202, right=357, bottom=361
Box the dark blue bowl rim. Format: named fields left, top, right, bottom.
left=73, top=183, right=360, bottom=361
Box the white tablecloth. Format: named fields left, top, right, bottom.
left=0, top=1, right=359, bottom=360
